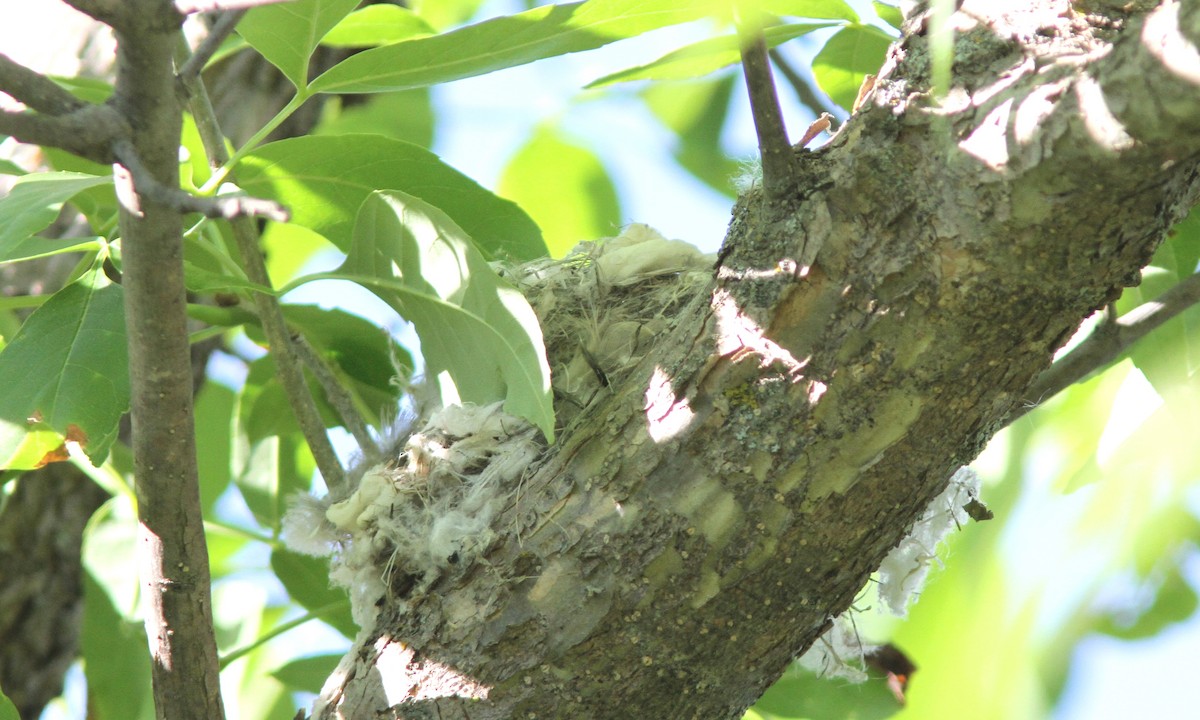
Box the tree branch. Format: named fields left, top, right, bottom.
left=172, top=29, right=348, bottom=493
left=61, top=0, right=128, bottom=27
left=111, top=3, right=226, bottom=718
left=113, top=139, right=289, bottom=221
left=176, top=10, right=246, bottom=84
left=737, top=24, right=797, bottom=202
left=0, top=54, right=85, bottom=115
left=1015, top=272, right=1200, bottom=418
left=0, top=104, right=127, bottom=165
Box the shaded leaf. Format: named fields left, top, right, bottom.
left=82, top=571, right=154, bottom=720
left=309, top=0, right=711, bottom=95
left=313, top=89, right=436, bottom=149
left=587, top=22, right=831, bottom=87
left=271, top=653, right=344, bottom=693
left=0, top=269, right=127, bottom=470
left=0, top=171, right=109, bottom=263
left=812, top=23, right=893, bottom=111
left=237, top=0, right=360, bottom=88
left=270, top=548, right=358, bottom=638
left=239, top=134, right=546, bottom=261
left=196, top=381, right=237, bottom=514
left=499, top=126, right=621, bottom=258
left=642, top=74, right=743, bottom=197
left=321, top=190, right=555, bottom=439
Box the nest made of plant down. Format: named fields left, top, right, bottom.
left=509, top=223, right=716, bottom=432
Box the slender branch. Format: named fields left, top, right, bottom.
left=293, top=335, right=379, bottom=458
left=61, top=0, right=127, bottom=27
left=737, top=22, right=797, bottom=202
left=768, top=48, right=841, bottom=120
left=173, top=30, right=348, bottom=493
left=0, top=104, right=127, bottom=164
left=0, top=54, right=84, bottom=115
left=177, top=10, right=247, bottom=84
left=1013, top=272, right=1200, bottom=420
left=113, top=139, right=289, bottom=220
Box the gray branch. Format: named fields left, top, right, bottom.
left=0, top=54, right=84, bottom=115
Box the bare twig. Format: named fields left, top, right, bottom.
left=293, top=334, right=379, bottom=458
left=737, top=22, right=797, bottom=202
left=1012, top=272, right=1200, bottom=421
left=0, top=54, right=84, bottom=115
left=113, top=139, right=289, bottom=220
left=177, top=10, right=247, bottom=84
left=173, top=29, right=348, bottom=493
left=0, top=104, right=127, bottom=164
left=768, top=48, right=841, bottom=120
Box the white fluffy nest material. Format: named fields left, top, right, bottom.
left=284, top=402, right=541, bottom=626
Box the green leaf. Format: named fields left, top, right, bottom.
left=196, top=381, right=237, bottom=514
left=0, top=691, right=16, bottom=720
left=239, top=134, right=546, bottom=261
left=270, top=548, right=358, bottom=638
left=82, top=571, right=154, bottom=720
left=0, top=171, right=109, bottom=263
left=237, top=0, right=361, bottom=88
left=499, top=126, right=621, bottom=258
left=410, top=0, right=487, bottom=30
left=587, top=22, right=829, bottom=87
left=313, top=88, right=436, bottom=149
left=812, top=23, right=894, bottom=111
left=309, top=0, right=711, bottom=95
left=643, top=75, right=743, bottom=197
left=766, top=0, right=859, bottom=20
left=873, top=0, right=904, bottom=29
left=0, top=269, right=127, bottom=470
left=322, top=4, right=434, bottom=47
left=323, top=190, right=555, bottom=439
left=83, top=497, right=141, bottom=622
left=234, top=431, right=315, bottom=531
left=0, top=158, right=26, bottom=176
left=1098, top=567, right=1199, bottom=641
left=271, top=653, right=343, bottom=693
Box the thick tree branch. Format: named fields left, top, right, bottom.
left=113, top=3, right=226, bottom=718
left=0, top=54, right=85, bottom=115
left=173, top=29, right=348, bottom=493
left=1016, top=272, right=1200, bottom=415
left=317, top=3, right=1200, bottom=718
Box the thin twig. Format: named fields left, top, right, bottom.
left=737, top=22, right=797, bottom=202
left=1012, top=272, right=1200, bottom=421
left=114, top=139, right=289, bottom=220
left=768, top=48, right=841, bottom=120
left=172, top=29, right=348, bottom=493
left=293, top=334, right=379, bottom=458
left=177, top=10, right=247, bottom=84
left=0, top=54, right=85, bottom=115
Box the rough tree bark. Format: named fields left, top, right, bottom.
left=315, top=2, right=1200, bottom=718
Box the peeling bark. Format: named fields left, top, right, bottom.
left=316, top=2, right=1200, bottom=718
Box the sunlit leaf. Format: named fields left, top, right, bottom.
left=409, top=0, right=487, bottom=30
left=499, top=126, right=621, bottom=258
left=812, top=24, right=893, bottom=111
left=873, top=0, right=904, bottom=29
left=309, top=0, right=711, bottom=95
left=0, top=171, right=109, bottom=263
left=271, top=653, right=343, bottom=693
left=312, top=190, right=555, bottom=439
left=82, top=496, right=140, bottom=621
left=765, top=0, right=859, bottom=21
left=0, top=693, right=15, bottom=720
left=322, top=4, right=433, bottom=47
left=587, top=22, right=831, bottom=88
left=270, top=548, right=358, bottom=638
left=313, top=89, right=436, bottom=148
left=238, top=134, right=546, bottom=261
left=237, top=0, right=361, bottom=88
left=0, top=269, right=127, bottom=470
